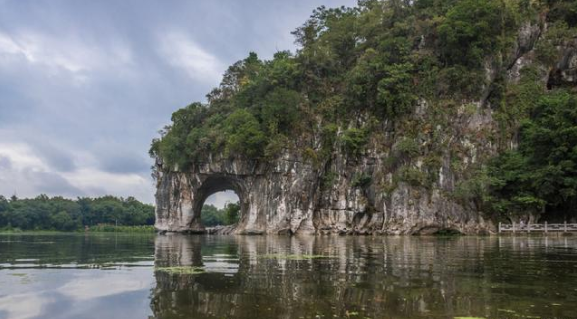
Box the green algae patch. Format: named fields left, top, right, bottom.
left=258, top=254, right=333, bottom=260
left=155, top=266, right=205, bottom=275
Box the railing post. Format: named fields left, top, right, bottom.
left=564, top=221, right=567, bottom=232
left=528, top=221, right=531, bottom=233
left=545, top=221, right=548, bottom=233
left=512, top=222, right=515, bottom=234
left=498, top=222, right=501, bottom=233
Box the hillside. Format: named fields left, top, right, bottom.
left=151, top=0, right=577, bottom=234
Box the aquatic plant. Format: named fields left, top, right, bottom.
left=155, top=266, right=205, bottom=275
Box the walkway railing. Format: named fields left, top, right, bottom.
left=498, top=222, right=577, bottom=233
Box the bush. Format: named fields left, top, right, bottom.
left=396, top=138, right=420, bottom=158
left=339, top=128, right=368, bottom=157
left=399, top=166, right=427, bottom=187
left=352, top=173, right=372, bottom=188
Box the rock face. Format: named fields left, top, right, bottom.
left=154, top=19, right=573, bottom=236
left=154, top=149, right=491, bottom=235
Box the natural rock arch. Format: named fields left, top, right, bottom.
left=154, top=157, right=319, bottom=234
left=190, top=175, right=247, bottom=232
left=154, top=156, right=490, bottom=235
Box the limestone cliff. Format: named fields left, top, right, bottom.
left=153, top=5, right=576, bottom=235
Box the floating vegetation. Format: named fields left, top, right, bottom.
left=155, top=266, right=205, bottom=275
left=497, top=309, right=517, bottom=313
left=258, top=254, right=333, bottom=260
left=454, top=317, right=485, bottom=319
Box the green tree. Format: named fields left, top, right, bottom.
left=488, top=91, right=577, bottom=221
left=224, top=109, right=267, bottom=158
left=437, top=0, right=518, bottom=67
left=223, top=202, right=240, bottom=225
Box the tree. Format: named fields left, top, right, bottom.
left=488, top=91, right=577, bottom=221
left=224, top=109, right=267, bottom=158
left=51, top=211, right=77, bottom=231
left=223, top=202, right=240, bottom=225
left=437, top=0, right=518, bottom=67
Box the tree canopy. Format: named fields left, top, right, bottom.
left=0, top=195, right=154, bottom=231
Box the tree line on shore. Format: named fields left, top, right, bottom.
left=0, top=194, right=242, bottom=232
left=0, top=195, right=155, bottom=231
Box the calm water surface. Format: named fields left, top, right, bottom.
left=0, top=233, right=576, bottom=319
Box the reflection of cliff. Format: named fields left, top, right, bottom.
left=151, top=235, right=450, bottom=318
left=150, top=235, right=577, bottom=319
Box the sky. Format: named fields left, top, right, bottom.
left=0, top=0, right=356, bottom=207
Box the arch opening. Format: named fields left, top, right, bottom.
left=201, top=190, right=240, bottom=227
left=189, top=175, right=247, bottom=233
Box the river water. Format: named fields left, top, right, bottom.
left=0, top=233, right=576, bottom=319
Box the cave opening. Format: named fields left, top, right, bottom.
left=190, top=174, right=247, bottom=232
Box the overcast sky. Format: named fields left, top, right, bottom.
left=0, top=0, right=356, bottom=207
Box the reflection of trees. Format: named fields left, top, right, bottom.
left=150, top=235, right=577, bottom=319
left=0, top=233, right=154, bottom=267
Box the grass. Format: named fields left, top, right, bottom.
left=155, top=266, right=205, bottom=275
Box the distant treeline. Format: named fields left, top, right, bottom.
left=201, top=203, right=240, bottom=227
left=0, top=195, right=155, bottom=231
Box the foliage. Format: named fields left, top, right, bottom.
left=352, top=173, right=372, bottom=188
left=339, top=128, right=368, bottom=157
left=201, top=203, right=240, bottom=227
left=155, top=266, right=205, bottom=275
left=0, top=195, right=154, bottom=232
left=488, top=91, right=577, bottom=221
left=396, top=138, right=420, bottom=159
left=398, top=166, right=427, bottom=187
left=223, top=109, right=267, bottom=158
left=320, top=171, right=338, bottom=189
left=151, top=0, right=536, bottom=168
left=437, top=0, right=519, bottom=68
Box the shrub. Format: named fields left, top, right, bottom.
left=339, top=128, right=368, bottom=157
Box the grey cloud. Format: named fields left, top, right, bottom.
left=0, top=0, right=355, bottom=201
left=204, top=190, right=239, bottom=209
left=0, top=156, right=11, bottom=170
left=99, top=153, right=151, bottom=174
left=32, top=142, right=76, bottom=172
left=29, top=170, right=85, bottom=198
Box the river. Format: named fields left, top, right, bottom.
left=0, top=233, right=576, bottom=319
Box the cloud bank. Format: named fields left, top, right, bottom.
left=0, top=0, right=355, bottom=205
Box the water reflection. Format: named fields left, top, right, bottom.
left=151, top=235, right=577, bottom=319
left=0, top=234, right=575, bottom=319
left=0, top=233, right=155, bottom=319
